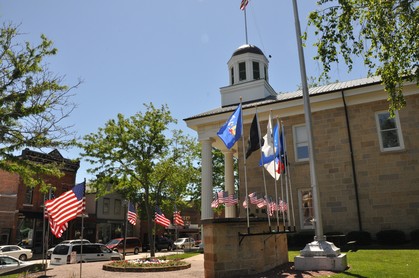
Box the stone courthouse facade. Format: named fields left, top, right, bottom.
left=185, top=44, right=419, bottom=241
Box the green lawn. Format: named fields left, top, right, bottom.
left=289, top=248, right=419, bottom=277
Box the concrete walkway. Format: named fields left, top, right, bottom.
left=37, top=252, right=204, bottom=278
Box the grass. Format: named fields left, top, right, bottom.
left=289, top=245, right=419, bottom=277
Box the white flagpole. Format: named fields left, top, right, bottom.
left=291, top=0, right=324, bottom=241
left=255, top=107, right=272, bottom=230
left=239, top=98, right=251, bottom=233
left=282, top=121, right=296, bottom=230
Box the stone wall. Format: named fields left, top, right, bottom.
left=203, top=218, right=288, bottom=278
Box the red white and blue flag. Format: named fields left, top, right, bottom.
left=155, top=206, right=171, bottom=228
left=127, top=202, right=137, bottom=225
left=240, top=0, right=249, bottom=10
left=45, top=182, right=85, bottom=238
left=173, top=206, right=185, bottom=226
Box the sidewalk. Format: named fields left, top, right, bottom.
left=33, top=253, right=205, bottom=278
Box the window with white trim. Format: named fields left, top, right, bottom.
left=239, top=62, right=246, bottom=81
left=298, top=189, right=314, bottom=229
left=293, top=124, right=309, bottom=161
left=375, top=111, right=404, bottom=151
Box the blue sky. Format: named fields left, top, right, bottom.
left=2, top=0, right=369, bottom=183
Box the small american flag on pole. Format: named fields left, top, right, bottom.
left=155, top=206, right=171, bottom=228
left=240, top=0, right=249, bottom=10
left=127, top=202, right=137, bottom=225
left=173, top=206, right=185, bottom=226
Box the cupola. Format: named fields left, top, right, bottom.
left=220, top=44, right=277, bottom=107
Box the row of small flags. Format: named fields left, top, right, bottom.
left=211, top=191, right=238, bottom=208
left=44, top=181, right=186, bottom=238
left=212, top=191, right=288, bottom=214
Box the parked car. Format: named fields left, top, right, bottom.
left=50, top=243, right=122, bottom=265
left=105, top=237, right=140, bottom=254
left=47, top=239, right=91, bottom=259
left=0, top=255, right=34, bottom=275
left=0, top=245, right=33, bottom=261
left=142, top=237, right=174, bottom=252
left=174, top=238, right=195, bottom=249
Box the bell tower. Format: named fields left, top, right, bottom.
left=220, top=44, right=277, bottom=107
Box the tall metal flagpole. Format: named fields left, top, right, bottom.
left=291, top=0, right=323, bottom=242
left=244, top=9, right=249, bottom=44
left=240, top=98, right=251, bottom=233
left=80, top=178, right=86, bottom=278
left=291, top=0, right=347, bottom=271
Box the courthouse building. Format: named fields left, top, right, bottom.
left=185, top=44, right=419, bottom=238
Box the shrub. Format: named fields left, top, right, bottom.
left=346, top=230, right=372, bottom=245
left=287, top=231, right=315, bottom=248
left=324, top=231, right=346, bottom=247
left=410, top=229, right=419, bottom=243
left=376, top=229, right=406, bottom=245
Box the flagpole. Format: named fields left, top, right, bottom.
left=244, top=8, right=249, bottom=44
left=255, top=107, right=272, bottom=230
left=123, top=201, right=128, bottom=260
left=42, top=193, right=47, bottom=274
left=80, top=179, right=86, bottom=278
left=282, top=121, right=296, bottom=231
left=291, top=0, right=323, bottom=241
left=271, top=114, right=280, bottom=231
left=239, top=98, right=251, bottom=233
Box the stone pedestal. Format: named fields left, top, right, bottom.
left=294, top=240, right=347, bottom=271
left=202, top=218, right=288, bottom=278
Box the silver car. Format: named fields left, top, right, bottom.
left=0, top=255, right=34, bottom=275
left=0, top=245, right=33, bottom=261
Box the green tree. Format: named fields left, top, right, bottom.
left=308, top=0, right=418, bottom=116
left=0, top=23, right=80, bottom=191
left=79, top=103, right=200, bottom=257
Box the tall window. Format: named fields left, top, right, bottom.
left=293, top=125, right=309, bottom=161
left=375, top=111, right=404, bottom=151
left=114, top=199, right=121, bottom=215
left=24, top=187, right=33, bottom=205
left=239, top=62, right=246, bottom=81
left=264, top=66, right=268, bottom=81
left=252, top=61, right=260, bottom=80
left=299, top=189, right=314, bottom=229
left=103, top=198, right=110, bottom=214
left=230, top=67, right=234, bottom=85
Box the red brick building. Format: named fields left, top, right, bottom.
left=0, top=149, right=79, bottom=251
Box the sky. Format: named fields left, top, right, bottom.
left=2, top=0, right=369, bottom=183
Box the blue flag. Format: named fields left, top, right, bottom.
left=217, top=104, right=242, bottom=149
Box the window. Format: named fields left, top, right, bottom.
left=264, top=66, right=268, bottom=81
left=299, top=189, right=314, bottom=229
left=252, top=61, right=260, bottom=80
left=230, top=67, right=234, bottom=85
left=375, top=111, right=404, bottom=151
left=239, top=62, right=246, bottom=81
left=293, top=125, right=309, bottom=161
left=24, top=187, right=33, bottom=204
left=103, top=198, right=110, bottom=214
left=114, top=199, right=121, bottom=215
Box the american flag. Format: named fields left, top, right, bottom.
left=155, top=206, right=171, bottom=228
left=248, top=192, right=258, bottom=205
left=217, top=191, right=229, bottom=204
left=211, top=196, right=219, bottom=208
left=173, top=206, right=185, bottom=226
left=45, top=182, right=85, bottom=232
left=240, top=0, right=249, bottom=10
left=127, top=202, right=137, bottom=225
left=225, top=193, right=238, bottom=207
left=44, top=209, right=67, bottom=238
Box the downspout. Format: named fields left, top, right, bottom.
left=341, top=90, right=363, bottom=231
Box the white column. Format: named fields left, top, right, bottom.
left=201, top=138, right=214, bottom=220
left=224, top=150, right=236, bottom=218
